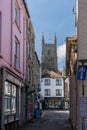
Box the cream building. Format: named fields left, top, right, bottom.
left=66, top=35, right=77, bottom=129
left=40, top=71, right=64, bottom=109
left=66, top=0, right=87, bottom=130
left=77, top=0, right=87, bottom=130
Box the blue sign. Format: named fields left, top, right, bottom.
left=77, top=65, right=87, bottom=80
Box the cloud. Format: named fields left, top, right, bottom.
left=57, top=43, right=66, bottom=65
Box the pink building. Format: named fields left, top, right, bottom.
left=0, top=0, right=28, bottom=129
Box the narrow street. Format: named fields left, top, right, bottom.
left=17, top=110, right=72, bottom=130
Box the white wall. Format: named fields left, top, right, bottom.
left=40, top=77, right=64, bottom=98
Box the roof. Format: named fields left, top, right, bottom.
left=42, top=69, right=62, bottom=78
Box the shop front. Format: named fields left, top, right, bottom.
left=26, top=93, right=34, bottom=121
left=0, top=67, right=25, bottom=130
left=44, top=97, right=64, bottom=109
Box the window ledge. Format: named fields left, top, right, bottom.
left=14, top=67, right=21, bottom=74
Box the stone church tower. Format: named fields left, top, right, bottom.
left=41, top=34, right=58, bottom=74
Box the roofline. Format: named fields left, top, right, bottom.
left=23, top=0, right=30, bottom=18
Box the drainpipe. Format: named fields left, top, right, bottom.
left=1, top=67, right=5, bottom=130
left=10, top=0, right=13, bottom=68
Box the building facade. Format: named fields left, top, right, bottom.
left=40, top=77, right=64, bottom=109
left=25, top=15, right=35, bottom=121
left=77, top=0, right=87, bottom=130
left=0, top=0, right=29, bottom=129
left=24, top=4, right=40, bottom=122
left=66, top=35, right=77, bottom=129
left=66, top=1, right=87, bottom=130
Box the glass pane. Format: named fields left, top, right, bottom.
left=5, top=81, right=11, bottom=94
left=5, top=97, right=11, bottom=112
left=45, top=79, right=50, bottom=86
left=12, top=98, right=16, bottom=111
left=12, top=85, right=16, bottom=96
left=15, top=2, right=20, bottom=26
left=56, top=79, right=62, bottom=86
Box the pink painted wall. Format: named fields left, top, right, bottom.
left=0, top=0, right=27, bottom=79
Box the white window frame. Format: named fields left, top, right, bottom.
left=56, top=89, right=62, bottom=96
left=56, top=79, right=62, bottom=86
left=44, top=79, right=50, bottom=86
left=5, top=97, right=11, bottom=112
left=44, top=89, right=50, bottom=96
left=5, top=82, right=16, bottom=113
left=4, top=81, right=17, bottom=124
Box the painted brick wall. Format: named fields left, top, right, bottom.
left=0, top=68, right=2, bottom=126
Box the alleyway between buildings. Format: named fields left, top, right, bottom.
left=17, top=110, right=72, bottom=130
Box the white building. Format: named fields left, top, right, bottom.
left=40, top=77, right=64, bottom=109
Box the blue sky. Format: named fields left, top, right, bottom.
left=26, top=0, right=76, bottom=70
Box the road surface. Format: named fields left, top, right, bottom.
left=17, top=110, right=72, bottom=130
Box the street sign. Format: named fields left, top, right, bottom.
left=77, top=65, right=87, bottom=80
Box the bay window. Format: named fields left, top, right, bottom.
left=4, top=81, right=17, bottom=123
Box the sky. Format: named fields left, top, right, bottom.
left=26, top=0, right=76, bottom=70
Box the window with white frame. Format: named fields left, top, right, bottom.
left=56, top=89, right=62, bottom=96
left=4, top=81, right=18, bottom=123
left=15, top=2, right=20, bottom=27
left=56, top=79, right=62, bottom=86
left=44, top=79, right=50, bottom=86
left=44, top=89, right=50, bottom=96
left=4, top=81, right=16, bottom=113
left=14, top=37, right=20, bottom=70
